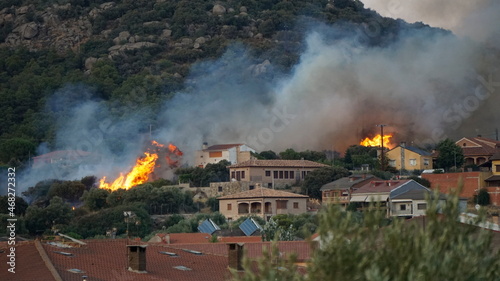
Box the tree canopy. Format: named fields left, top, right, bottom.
left=435, top=138, right=464, bottom=170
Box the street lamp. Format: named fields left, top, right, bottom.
left=376, top=124, right=387, bottom=170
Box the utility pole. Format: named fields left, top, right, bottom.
left=377, top=124, right=387, bottom=171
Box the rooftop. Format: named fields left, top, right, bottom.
left=352, top=180, right=411, bottom=194
left=456, top=137, right=500, bottom=156
left=228, top=159, right=328, bottom=169
left=218, top=187, right=309, bottom=200
left=320, top=174, right=377, bottom=191
left=205, top=144, right=245, bottom=151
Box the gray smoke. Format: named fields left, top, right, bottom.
left=19, top=0, right=500, bottom=190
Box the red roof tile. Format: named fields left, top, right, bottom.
left=218, top=236, right=262, bottom=243
left=0, top=241, right=57, bottom=281
left=218, top=187, right=309, bottom=200
left=152, top=233, right=212, bottom=244
left=228, top=159, right=328, bottom=168
left=456, top=137, right=500, bottom=157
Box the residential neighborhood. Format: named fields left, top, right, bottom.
left=1, top=0, right=500, bottom=279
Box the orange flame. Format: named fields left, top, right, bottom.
left=360, top=134, right=394, bottom=149
left=99, top=141, right=182, bottom=191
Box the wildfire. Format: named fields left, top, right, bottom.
left=360, top=134, right=394, bottom=149
left=99, top=141, right=182, bottom=191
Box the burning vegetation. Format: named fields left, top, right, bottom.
left=99, top=141, right=183, bottom=191
left=360, top=134, right=394, bottom=149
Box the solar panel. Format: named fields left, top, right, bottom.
left=197, top=219, right=221, bottom=234
left=239, top=218, right=263, bottom=236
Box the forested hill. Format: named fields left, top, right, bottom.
left=0, top=0, right=439, bottom=165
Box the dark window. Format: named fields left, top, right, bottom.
left=227, top=204, right=232, bottom=210
left=284, top=171, right=289, bottom=179
left=496, top=165, right=500, bottom=173
left=265, top=171, right=271, bottom=177
left=279, top=171, right=284, bottom=179
left=293, top=202, right=299, bottom=209
left=400, top=204, right=406, bottom=211
left=268, top=183, right=272, bottom=188
left=231, top=171, right=235, bottom=179
left=218, top=186, right=222, bottom=192
left=249, top=185, right=255, bottom=190
left=290, top=171, right=294, bottom=179
left=273, top=171, right=278, bottom=178
left=236, top=171, right=241, bottom=181
left=241, top=171, right=245, bottom=179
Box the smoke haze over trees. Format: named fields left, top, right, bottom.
left=0, top=0, right=498, bottom=191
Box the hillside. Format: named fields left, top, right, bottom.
left=0, top=0, right=443, bottom=165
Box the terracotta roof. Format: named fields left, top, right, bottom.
left=151, top=233, right=212, bottom=244
left=205, top=144, right=244, bottom=150
left=218, top=187, right=309, bottom=200
left=352, top=180, right=411, bottom=194
left=42, top=239, right=231, bottom=281
left=228, top=159, right=328, bottom=168
left=218, top=236, right=262, bottom=243
left=168, top=241, right=313, bottom=262
left=0, top=241, right=57, bottom=281
left=489, top=149, right=500, bottom=161
left=456, top=137, right=500, bottom=157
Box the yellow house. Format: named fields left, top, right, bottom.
left=386, top=144, right=433, bottom=171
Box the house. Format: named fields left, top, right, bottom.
left=455, top=136, right=500, bottom=166
left=350, top=180, right=430, bottom=214
left=320, top=174, right=379, bottom=205
left=217, top=187, right=309, bottom=221
left=195, top=143, right=255, bottom=168
left=0, top=239, right=312, bottom=281
left=386, top=143, right=433, bottom=171
left=226, top=159, right=329, bottom=189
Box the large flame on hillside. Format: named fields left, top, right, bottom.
left=360, top=134, right=394, bottom=149
left=99, top=141, right=183, bottom=191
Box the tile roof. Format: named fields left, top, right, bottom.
left=320, top=174, right=377, bottom=191
left=150, top=233, right=212, bottom=244
left=0, top=241, right=58, bottom=281
left=352, top=180, right=411, bottom=194
left=217, top=187, right=309, bottom=200
left=404, top=146, right=432, bottom=156
left=456, top=137, right=500, bottom=157
left=218, top=236, right=262, bottom=243
left=228, top=159, right=328, bottom=168
left=168, top=241, right=313, bottom=262
left=205, top=144, right=244, bottom=150
left=42, top=239, right=231, bottom=281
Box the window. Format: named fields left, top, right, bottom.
left=241, top=171, right=245, bottom=179
left=218, top=186, right=222, bottom=192
left=265, top=171, right=271, bottom=177
left=417, top=203, right=427, bottom=210
left=273, top=171, right=278, bottom=178
left=400, top=204, right=406, bottom=211
left=284, top=171, right=289, bottom=179
left=268, top=183, right=272, bottom=188
left=409, top=159, right=417, bottom=166
left=389, top=160, right=396, bottom=167
left=236, top=171, right=241, bottom=181
left=249, top=185, right=255, bottom=190
left=279, top=171, right=283, bottom=179
left=231, top=171, right=235, bottom=179
left=209, top=151, right=222, bottom=158
left=227, top=204, right=232, bottom=210
left=293, top=202, right=299, bottom=209
left=276, top=200, right=287, bottom=209
left=496, top=165, right=500, bottom=173
left=289, top=171, right=294, bottom=179
left=424, top=158, right=430, bottom=166
left=301, top=171, right=306, bottom=179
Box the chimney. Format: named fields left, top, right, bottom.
left=127, top=245, right=147, bottom=273
left=227, top=243, right=244, bottom=271
left=165, top=233, right=171, bottom=244
left=400, top=142, right=406, bottom=148
left=202, top=142, right=208, bottom=150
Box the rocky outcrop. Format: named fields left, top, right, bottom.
left=212, top=4, right=226, bottom=15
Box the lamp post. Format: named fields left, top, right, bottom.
left=376, top=124, right=387, bottom=171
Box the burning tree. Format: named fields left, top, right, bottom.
left=99, top=141, right=183, bottom=191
